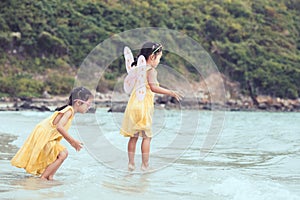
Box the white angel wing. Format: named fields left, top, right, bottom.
left=135, top=55, right=147, bottom=101
left=123, top=46, right=147, bottom=101
left=124, top=46, right=134, bottom=73
left=124, top=70, right=136, bottom=94
left=123, top=46, right=135, bottom=93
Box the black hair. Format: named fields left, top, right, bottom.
left=55, top=87, right=93, bottom=111
left=131, top=42, right=162, bottom=66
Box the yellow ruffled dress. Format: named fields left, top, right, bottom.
left=120, top=67, right=157, bottom=138
left=11, top=106, right=74, bottom=175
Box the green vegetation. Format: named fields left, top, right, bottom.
left=0, top=0, right=299, bottom=99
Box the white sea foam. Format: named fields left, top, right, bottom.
left=213, top=176, right=299, bottom=200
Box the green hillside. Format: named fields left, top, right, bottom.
left=0, top=0, right=299, bottom=99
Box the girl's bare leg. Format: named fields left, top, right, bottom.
left=41, top=150, right=68, bottom=180
left=48, top=150, right=68, bottom=180
left=128, top=137, right=138, bottom=170
left=141, top=137, right=151, bottom=171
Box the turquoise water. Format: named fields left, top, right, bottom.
left=0, top=108, right=299, bottom=200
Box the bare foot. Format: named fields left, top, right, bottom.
left=141, top=164, right=149, bottom=171
left=128, top=163, right=135, bottom=171
left=40, top=176, right=48, bottom=180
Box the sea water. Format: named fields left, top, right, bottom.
left=0, top=108, right=299, bottom=200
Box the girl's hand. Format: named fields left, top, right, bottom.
left=71, top=140, right=83, bottom=152
left=170, top=90, right=184, bottom=101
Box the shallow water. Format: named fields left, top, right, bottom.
left=0, top=109, right=299, bottom=200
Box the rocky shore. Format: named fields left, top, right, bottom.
left=0, top=92, right=299, bottom=113
left=1, top=72, right=298, bottom=113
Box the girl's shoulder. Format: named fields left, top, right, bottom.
left=50, top=106, right=74, bottom=126
left=57, top=106, right=74, bottom=116
left=146, top=66, right=157, bottom=76
left=147, top=67, right=157, bottom=75
left=146, top=65, right=155, bottom=71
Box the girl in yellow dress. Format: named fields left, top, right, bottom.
left=11, top=87, right=93, bottom=180
left=120, top=42, right=182, bottom=171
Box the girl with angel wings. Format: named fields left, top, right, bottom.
left=120, top=42, right=182, bottom=171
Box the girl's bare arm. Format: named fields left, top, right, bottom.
left=55, top=110, right=82, bottom=151
left=147, top=68, right=183, bottom=101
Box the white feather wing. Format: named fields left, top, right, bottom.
left=124, top=46, right=134, bottom=73
left=135, top=55, right=147, bottom=101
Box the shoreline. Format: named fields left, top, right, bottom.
left=1, top=92, right=300, bottom=113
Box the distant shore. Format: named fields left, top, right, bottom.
left=1, top=92, right=300, bottom=113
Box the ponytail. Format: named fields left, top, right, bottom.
left=55, top=105, right=68, bottom=111
left=131, top=57, right=138, bottom=67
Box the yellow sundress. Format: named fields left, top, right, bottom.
left=120, top=66, right=158, bottom=138
left=11, top=106, right=74, bottom=175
